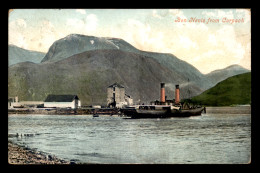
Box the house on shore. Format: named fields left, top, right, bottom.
left=8, top=96, right=20, bottom=108
left=44, top=95, right=81, bottom=109
left=107, top=82, right=133, bottom=108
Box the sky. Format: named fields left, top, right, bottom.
left=8, top=9, right=251, bottom=74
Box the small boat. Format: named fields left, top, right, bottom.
left=93, top=114, right=99, bottom=117
left=120, top=105, right=205, bottom=118
left=92, top=109, right=99, bottom=117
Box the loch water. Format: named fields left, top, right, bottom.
left=8, top=106, right=251, bottom=164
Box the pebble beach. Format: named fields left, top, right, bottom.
left=8, top=140, right=71, bottom=165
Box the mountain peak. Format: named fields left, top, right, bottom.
left=41, top=34, right=140, bottom=63
left=225, top=64, right=249, bottom=70
left=63, top=34, right=93, bottom=40
left=208, top=64, right=250, bottom=75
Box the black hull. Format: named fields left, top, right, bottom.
left=120, top=107, right=205, bottom=119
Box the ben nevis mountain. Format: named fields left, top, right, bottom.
left=41, top=34, right=139, bottom=63
left=8, top=34, right=250, bottom=105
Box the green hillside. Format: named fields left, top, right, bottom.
left=191, top=72, right=251, bottom=106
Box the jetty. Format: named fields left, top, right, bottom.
left=8, top=107, right=120, bottom=116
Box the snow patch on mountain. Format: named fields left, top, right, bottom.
left=105, top=38, right=119, bottom=49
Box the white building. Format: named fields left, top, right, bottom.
left=44, top=95, right=81, bottom=109
left=8, top=96, right=20, bottom=108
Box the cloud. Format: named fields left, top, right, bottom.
left=169, top=9, right=187, bottom=19
left=36, top=20, right=60, bottom=51
left=13, top=33, right=29, bottom=49
left=193, top=50, right=225, bottom=62
left=9, top=18, right=27, bottom=29
left=191, top=22, right=208, bottom=31
left=85, top=14, right=98, bottom=31
left=207, top=34, right=217, bottom=46
left=16, top=19, right=27, bottom=28
left=126, top=19, right=151, bottom=46
left=215, top=25, right=245, bottom=60
left=202, top=9, right=234, bottom=19
left=76, top=9, right=86, bottom=15
left=9, top=19, right=62, bottom=52
left=152, top=10, right=162, bottom=19
left=9, top=18, right=28, bottom=49
left=236, top=9, right=251, bottom=23
left=187, top=25, right=248, bottom=73
left=191, top=50, right=228, bottom=73
left=238, top=42, right=251, bottom=69
left=125, top=19, right=166, bottom=52
left=66, top=18, right=84, bottom=27
left=216, top=9, right=234, bottom=19
left=178, top=35, right=198, bottom=49
left=66, top=14, right=98, bottom=33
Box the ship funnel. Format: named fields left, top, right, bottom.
left=160, top=83, right=165, bottom=103
left=175, top=85, right=180, bottom=104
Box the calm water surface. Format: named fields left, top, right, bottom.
left=8, top=107, right=251, bottom=164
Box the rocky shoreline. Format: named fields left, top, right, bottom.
left=8, top=140, right=72, bottom=164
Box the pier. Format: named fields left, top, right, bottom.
left=8, top=107, right=120, bottom=115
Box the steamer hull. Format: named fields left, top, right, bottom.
left=121, top=106, right=205, bottom=118
left=170, top=107, right=205, bottom=117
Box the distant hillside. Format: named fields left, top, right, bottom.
left=191, top=72, right=251, bottom=106
left=205, top=64, right=250, bottom=87
left=8, top=45, right=45, bottom=66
